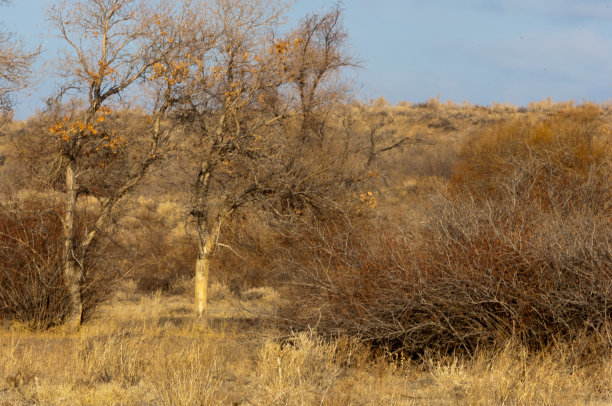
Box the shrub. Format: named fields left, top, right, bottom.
left=0, top=200, right=70, bottom=329
left=278, top=213, right=425, bottom=344
left=281, top=105, right=612, bottom=354
left=211, top=211, right=287, bottom=294
left=414, top=193, right=611, bottom=351
left=118, top=199, right=197, bottom=295
left=0, top=197, right=121, bottom=329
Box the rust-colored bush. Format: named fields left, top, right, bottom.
left=129, top=231, right=197, bottom=294
left=117, top=200, right=197, bottom=295
left=279, top=217, right=415, bottom=345
left=211, top=211, right=290, bottom=294
left=281, top=105, right=612, bottom=354
left=415, top=194, right=611, bottom=351
left=0, top=200, right=69, bottom=329
left=282, top=204, right=612, bottom=354
left=0, top=198, right=122, bottom=329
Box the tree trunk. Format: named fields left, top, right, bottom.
left=300, top=109, right=311, bottom=143
left=63, top=161, right=83, bottom=328
left=195, top=231, right=216, bottom=322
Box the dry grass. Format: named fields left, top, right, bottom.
left=425, top=341, right=612, bottom=405
left=0, top=286, right=611, bottom=405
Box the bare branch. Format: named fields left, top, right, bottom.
left=0, top=3, right=39, bottom=112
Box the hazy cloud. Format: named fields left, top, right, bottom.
left=475, top=0, right=612, bottom=21
left=465, top=28, right=612, bottom=79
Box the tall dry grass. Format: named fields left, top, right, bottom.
left=1, top=290, right=611, bottom=405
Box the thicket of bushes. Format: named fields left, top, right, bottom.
left=282, top=105, right=612, bottom=354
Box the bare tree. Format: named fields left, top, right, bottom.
left=282, top=3, right=357, bottom=144
left=163, top=0, right=358, bottom=321
left=173, top=0, right=291, bottom=321
left=0, top=0, right=38, bottom=114
left=44, top=0, right=355, bottom=325
left=47, top=0, right=204, bottom=327
left=361, top=108, right=432, bottom=168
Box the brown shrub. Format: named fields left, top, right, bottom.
left=278, top=216, right=414, bottom=344
left=211, top=211, right=287, bottom=294
left=118, top=199, right=197, bottom=295
left=281, top=105, right=612, bottom=354
left=282, top=203, right=612, bottom=354
left=0, top=197, right=122, bottom=329
left=415, top=194, right=612, bottom=351
left=0, top=200, right=70, bottom=329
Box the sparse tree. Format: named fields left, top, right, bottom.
left=47, top=0, right=204, bottom=327
left=41, top=0, right=355, bottom=325
left=362, top=108, right=431, bottom=168
left=282, top=3, right=356, bottom=144
left=0, top=0, right=38, bottom=115
left=174, top=0, right=356, bottom=321
left=175, top=0, right=290, bottom=320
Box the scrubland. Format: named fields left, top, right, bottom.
left=2, top=0, right=611, bottom=403
left=1, top=100, right=611, bottom=405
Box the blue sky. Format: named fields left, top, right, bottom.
left=1, top=0, right=611, bottom=118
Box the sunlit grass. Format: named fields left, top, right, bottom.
left=1, top=285, right=611, bottom=405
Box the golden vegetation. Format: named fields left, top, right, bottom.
left=1, top=99, right=611, bottom=404
left=1, top=287, right=611, bottom=405
left=1, top=0, right=612, bottom=404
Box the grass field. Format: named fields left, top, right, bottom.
left=1, top=280, right=611, bottom=405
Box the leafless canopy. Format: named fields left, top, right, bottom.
left=284, top=3, right=358, bottom=142
left=0, top=0, right=38, bottom=113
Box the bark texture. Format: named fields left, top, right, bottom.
left=195, top=232, right=216, bottom=320
left=62, top=161, right=83, bottom=327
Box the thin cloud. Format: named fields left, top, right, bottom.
left=404, top=0, right=612, bottom=20
left=465, top=28, right=612, bottom=79
left=494, top=0, right=612, bottom=21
